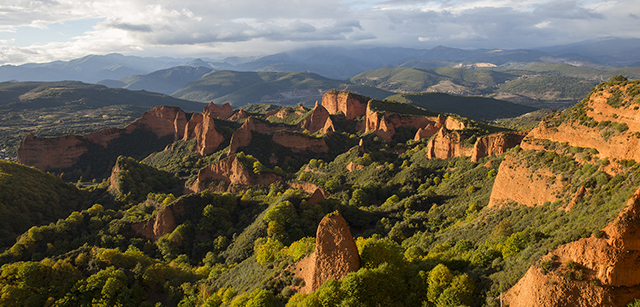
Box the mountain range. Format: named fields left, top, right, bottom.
left=1, top=38, right=639, bottom=84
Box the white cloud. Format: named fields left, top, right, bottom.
left=0, top=0, right=638, bottom=64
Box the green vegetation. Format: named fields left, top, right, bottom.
left=496, top=75, right=597, bottom=101
left=4, top=79, right=640, bottom=307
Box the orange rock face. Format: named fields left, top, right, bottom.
left=194, top=111, right=225, bottom=156
left=471, top=131, right=527, bottom=162
left=414, top=124, right=439, bottom=141
left=322, top=91, right=368, bottom=120
left=183, top=113, right=203, bottom=140
left=18, top=106, right=187, bottom=171
left=185, top=154, right=280, bottom=193
left=296, top=212, right=360, bottom=293
left=425, top=128, right=469, bottom=159
left=227, top=118, right=255, bottom=155
left=272, top=131, right=329, bottom=153
left=299, top=102, right=332, bottom=134
left=203, top=102, right=233, bottom=120
left=504, top=187, right=640, bottom=307
left=229, top=109, right=248, bottom=121
left=488, top=154, right=566, bottom=208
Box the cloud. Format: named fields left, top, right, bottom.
left=0, top=0, right=638, bottom=64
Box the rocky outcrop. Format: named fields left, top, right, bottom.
left=228, top=118, right=255, bottom=155
left=296, top=212, right=360, bottom=293
left=194, top=111, right=225, bottom=156
left=414, top=124, right=439, bottom=141
left=272, top=131, right=329, bottom=153
left=18, top=106, right=187, bottom=171
left=471, top=131, right=527, bottom=162
left=308, top=189, right=326, bottom=206
left=488, top=154, right=566, bottom=208
left=203, top=102, right=233, bottom=120
left=185, top=154, right=280, bottom=193
left=298, top=102, right=332, bottom=134
left=346, top=161, right=364, bottom=172
left=522, top=84, right=640, bottom=163
left=183, top=113, right=203, bottom=140
left=229, top=110, right=248, bottom=121
left=322, top=91, right=368, bottom=120
left=132, top=205, right=180, bottom=241
left=425, top=128, right=469, bottom=159
left=504, top=187, right=640, bottom=307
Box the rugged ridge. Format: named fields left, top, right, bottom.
left=18, top=106, right=187, bottom=172
left=185, top=154, right=280, bottom=193
left=504, top=187, right=640, bottom=307
left=322, top=91, right=368, bottom=120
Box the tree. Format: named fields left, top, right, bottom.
left=427, top=264, right=453, bottom=303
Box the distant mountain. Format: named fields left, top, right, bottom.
left=172, top=70, right=345, bottom=106
left=0, top=54, right=199, bottom=83
left=98, top=66, right=213, bottom=95
left=5, top=41, right=637, bottom=84
left=538, top=37, right=640, bottom=66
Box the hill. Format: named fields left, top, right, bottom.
left=0, top=160, right=91, bottom=248
left=98, top=66, right=214, bottom=95
left=172, top=71, right=345, bottom=106
left=0, top=81, right=206, bottom=155
left=386, top=92, right=537, bottom=121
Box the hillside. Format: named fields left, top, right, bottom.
left=98, top=66, right=213, bottom=95
left=172, top=71, right=345, bottom=106
left=0, top=161, right=91, bottom=248
left=0, top=81, right=206, bottom=155
left=386, top=92, right=537, bottom=121
left=5, top=80, right=640, bottom=306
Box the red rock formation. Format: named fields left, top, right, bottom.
left=488, top=154, right=566, bottom=208
left=444, top=116, right=466, bottom=130
left=229, top=109, right=248, bottom=121
left=425, top=128, right=469, bottom=159
left=299, top=102, right=332, bottom=134
left=131, top=200, right=188, bottom=240
left=414, top=124, right=439, bottom=141
left=185, top=154, right=280, bottom=193
left=203, top=102, right=233, bottom=119
left=228, top=118, right=255, bottom=155
left=272, top=131, right=329, bottom=153
left=322, top=91, right=368, bottom=120
left=296, top=212, right=360, bottom=293
left=308, top=189, right=326, bottom=206
left=18, top=106, right=187, bottom=171
left=471, top=131, right=527, bottom=162
left=194, top=111, right=225, bottom=156
left=183, top=113, right=203, bottom=140
left=504, top=187, right=640, bottom=307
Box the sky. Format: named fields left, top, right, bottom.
left=0, top=0, right=639, bottom=65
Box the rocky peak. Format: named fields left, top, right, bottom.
left=228, top=117, right=255, bottom=155
left=194, top=110, right=225, bottom=156
left=296, top=212, right=360, bottom=293
left=321, top=91, right=368, bottom=120
left=298, top=101, right=332, bottom=133
left=203, top=102, right=233, bottom=120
